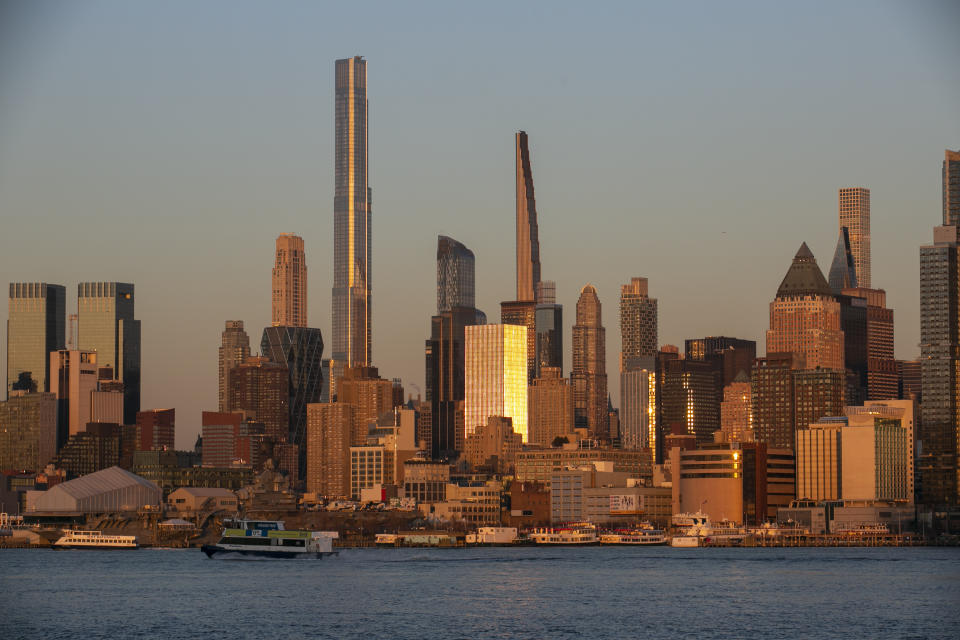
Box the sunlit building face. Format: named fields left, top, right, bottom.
left=464, top=324, right=528, bottom=443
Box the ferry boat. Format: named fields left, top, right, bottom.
left=600, top=524, right=668, bottom=546
left=670, top=513, right=710, bottom=548
left=529, top=523, right=598, bottom=545
left=202, top=519, right=338, bottom=559
left=52, top=530, right=139, bottom=550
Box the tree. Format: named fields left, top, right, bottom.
left=11, top=371, right=37, bottom=393
left=551, top=435, right=569, bottom=447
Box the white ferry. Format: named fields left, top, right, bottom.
left=670, top=513, right=710, bottom=548
left=202, top=519, right=338, bottom=559
left=600, top=524, right=668, bottom=546
left=529, top=523, right=598, bottom=545
left=53, top=530, right=139, bottom=550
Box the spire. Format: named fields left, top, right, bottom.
left=516, top=131, right=541, bottom=302
left=775, top=242, right=833, bottom=298
left=827, top=227, right=858, bottom=293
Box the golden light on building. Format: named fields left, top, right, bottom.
left=465, top=324, right=528, bottom=442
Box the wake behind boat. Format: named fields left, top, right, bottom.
left=202, top=519, right=338, bottom=559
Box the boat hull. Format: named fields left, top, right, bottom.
left=201, top=544, right=335, bottom=559
left=51, top=544, right=138, bottom=550
left=670, top=536, right=702, bottom=548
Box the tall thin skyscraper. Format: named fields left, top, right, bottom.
left=839, top=187, right=871, bottom=289
left=272, top=234, right=307, bottom=328
left=515, top=131, right=541, bottom=302
left=7, top=282, right=66, bottom=396
left=77, top=282, right=140, bottom=424
left=534, top=281, right=563, bottom=378
left=571, top=285, right=608, bottom=437
left=332, top=55, right=372, bottom=373
left=219, top=320, right=250, bottom=412
left=437, top=235, right=476, bottom=313
left=944, top=149, right=960, bottom=226
left=619, top=277, right=658, bottom=369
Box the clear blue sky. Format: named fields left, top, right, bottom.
left=1, top=1, right=958, bottom=448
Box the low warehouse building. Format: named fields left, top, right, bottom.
left=27, top=466, right=161, bottom=513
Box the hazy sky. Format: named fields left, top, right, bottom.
left=1, top=1, right=958, bottom=448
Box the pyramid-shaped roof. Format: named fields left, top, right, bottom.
left=776, top=242, right=833, bottom=298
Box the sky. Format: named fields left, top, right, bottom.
left=1, top=1, right=958, bottom=449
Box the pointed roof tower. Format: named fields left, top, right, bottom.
left=827, top=227, right=858, bottom=293
left=775, top=242, right=833, bottom=298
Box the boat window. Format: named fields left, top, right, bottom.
left=222, top=536, right=272, bottom=546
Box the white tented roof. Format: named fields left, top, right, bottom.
left=54, top=467, right=158, bottom=500
left=32, top=466, right=161, bottom=512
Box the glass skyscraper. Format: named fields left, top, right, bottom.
left=332, top=56, right=372, bottom=375
left=77, top=282, right=140, bottom=424
left=7, top=282, right=66, bottom=396
left=436, top=235, right=476, bottom=313
left=464, top=324, right=528, bottom=443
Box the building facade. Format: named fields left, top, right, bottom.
left=838, top=187, right=871, bottom=288
left=226, top=356, right=289, bottom=443
left=528, top=367, right=574, bottom=447
left=135, top=409, right=175, bottom=451
left=49, top=350, right=98, bottom=444
left=515, top=131, right=541, bottom=302
left=464, top=324, right=528, bottom=442
left=0, top=392, right=56, bottom=472
left=7, top=283, right=66, bottom=397
left=620, top=277, right=658, bottom=366
left=571, top=285, right=608, bottom=437
left=534, top=282, right=563, bottom=379
left=437, top=235, right=476, bottom=313
left=218, top=320, right=250, bottom=412
left=620, top=362, right=656, bottom=450
left=305, top=402, right=356, bottom=498
left=272, top=233, right=307, bottom=328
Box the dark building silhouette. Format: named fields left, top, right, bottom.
left=515, top=131, right=541, bottom=302
left=437, top=236, right=476, bottom=313
left=226, top=356, right=289, bottom=443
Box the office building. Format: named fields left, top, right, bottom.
left=226, top=356, right=289, bottom=444
left=751, top=353, right=801, bottom=450
left=793, top=369, right=846, bottom=441
left=272, top=234, right=307, bottom=328
left=528, top=367, right=575, bottom=447
left=515, top=131, right=541, bottom=302
left=828, top=227, right=858, bottom=291
left=135, top=408, right=175, bottom=451
left=218, top=321, right=250, bottom=412
left=660, top=358, right=720, bottom=445
left=464, top=324, right=528, bottom=442
left=77, top=282, right=141, bottom=424
left=919, top=223, right=960, bottom=505
left=52, top=422, right=134, bottom=478
left=49, top=350, right=98, bottom=444
left=534, top=282, right=563, bottom=378
left=462, top=415, right=523, bottom=474
left=0, top=392, right=56, bottom=472
left=90, top=390, right=124, bottom=425
left=500, top=300, right=537, bottom=384
left=571, top=285, right=608, bottom=437
left=332, top=55, right=372, bottom=376
left=305, top=402, right=356, bottom=498
left=7, top=283, right=66, bottom=396
left=619, top=360, right=656, bottom=451
left=550, top=464, right=673, bottom=527
left=836, top=291, right=868, bottom=405
left=719, top=373, right=753, bottom=443
left=848, top=400, right=916, bottom=503
left=515, top=448, right=653, bottom=489
left=839, top=187, right=871, bottom=288
left=337, top=366, right=394, bottom=438
left=766, top=244, right=844, bottom=371
left=201, top=412, right=266, bottom=469
left=944, top=149, right=960, bottom=226
left=898, top=359, right=922, bottom=400
left=620, top=277, right=658, bottom=366
left=436, top=235, right=476, bottom=313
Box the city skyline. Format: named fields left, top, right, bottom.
left=1, top=3, right=958, bottom=448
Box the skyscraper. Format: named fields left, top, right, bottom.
left=839, top=187, right=871, bottom=288
left=528, top=367, right=574, bottom=447
left=766, top=243, right=844, bottom=371
left=77, top=282, right=141, bottom=424
left=534, top=281, right=563, bottom=378
left=620, top=277, right=658, bottom=368
left=943, top=149, right=960, bottom=226
left=7, top=282, right=66, bottom=397
left=464, top=324, right=528, bottom=443
left=571, top=285, right=608, bottom=437
left=501, top=300, right=537, bottom=383
left=515, top=131, right=541, bottom=302
left=437, top=235, right=476, bottom=313
left=0, top=392, right=56, bottom=472
left=332, top=55, right=372, bottom=376
left=842, top=287, right=897, bottom=400
left=50, top=349, right=98, bottom=444
left=919, top=223, right=960, bottom=505
left=218, top=320, right=250, bottom=412
left=226, top=356, right=289, bottom=443
left=620, top=360, right=656, bottom=450
left=272, top=234, right=307, bottom=328
left=828, top=227, right=858, bottom=292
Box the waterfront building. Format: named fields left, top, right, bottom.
left=515, top=448, right=652, bottom=489
left=766, top=244, right=844, bottom=372
left=527, top=367, right=575, bottom=447
left=534, top=282, right=563, bottom=378
left=305, top=402, right=356, bottom=498
left=402, top=459, right=450, bottom=503
left=515, top=131, right=541, bottom=302
left=26, top=466, right=161, bottom=513
left=332, top=55, right=372, bottom=380
left=167, top=487, right=238, bottom=513
left=130, top=450, right=252, bottom=498
left=838, top=188, right=871, bottom=288
left=828, top=227, right=858, bottom=291
left=272, top=234, right=307, bottom=328
left=0, top=392, right=56, bottom=472
left=49, top=350, right=98, bottom=443
left=502, top=481, right=551, bottom=527
left=464, top=324, right=528, bottom=442
left=218, top=321, right=250, bottom=412
left=719, top=373, right=754, bottom=443
left=7, top=283, right=66, bottom=397
left=462, top=416, right=523, bottom=473
left=670, top=442, right=795, bottom=524
left=919, top=222, right=960, bottom=505
left=429, top=480, right=503, bottom=525
left=226, top=356, right=289, bottom=443
left=847, top=399, right=916, bottom=503
left=135, top=409, right=175, bottom=451
left=796, top=420, right=843, bottom=501
left=572, top=285, right=608, bottom=438
left=619, top=360, right=656, bottom=451
left=551, top=463, right=672, bottom=526
left=437, top=235, right=475, bottom=313
left=77, top=282, right=141, bottom=424
left=620, top=277, right=658, bottom=365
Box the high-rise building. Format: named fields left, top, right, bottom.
left=719, top=373, right=754, bottom=443
left=501, top=300, right=537, bottom=383
left=828, top=227, right=858, bottom=292
left=534, top=281, right=563, bottom=378
left=260, top=326, right=324, bottom=478
left=272, top=234, right=307, bottom=328
left=464, top=324, right=528, bottom=442
left=836, top=292, right=868, bottom=405
left=842, top=287, right=897, bottom=400
left=77, top=282, right=141, bottom=424
left=898, top=359, right=922, bottom=401
left=793, top=369, right=846, bottom=437
left=7, top=283, right=66, bottom=396
left=528, top=367, right=574, bottom=447
left=226, top=356, right=289, bottom=443
left=305, top=402, right=356, bottom=498
left=337, top=366, right=394, bottom=439
left=463, top=416, right=523, bottom=474
left=218, top=321, right=250, bottom=413
left=766, top=243, right=844, bottom=371
left=49, top=350, right=98, bottom=445
left=572, top=285, right=608, bottom=438
left=943, top=149, right=960, bottom=226
left=201, top=412, right=266, bottom=469
left=332, top=55, right=372, bottom=376
left=0, top=392, right=56, bottom=472
left=620, top=277, right=658, bottom=367
left=919, top=223, right=960, bottom=505
left=515, top=131, right=541, bottom=302
left=660, top=358, right=720, bottom=445
left=436, top=236, right=475, bottom=313
left=135, top=408, right=175, bottom=451
left=839, top=187, right=871, bottom=288
left=684, top=336, right=756, bottom=389
left=619, top=359, right=656, bottom=451
left=751, top=353, right=802, bottom=450
left=848, top=400, right=916, bottom=503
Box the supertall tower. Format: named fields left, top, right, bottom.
left=272, top=234, right=307, bottom=328
left=437, top=235, right=476, bottom=313
left=515, top=131, right=541, bottom=302
left=839, top=187, right=871, bottom=289
left=945, top=149, right=960, bottom=226
left=332, top=55, right=372, bottom=374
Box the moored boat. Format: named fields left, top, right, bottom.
left=202, top=519, right=338, bottom=559
left=529, top=523, right=598, bottom=545
left=600, top=524, right=668, bottom=545
left=52, top=530, right=138, bottom=550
